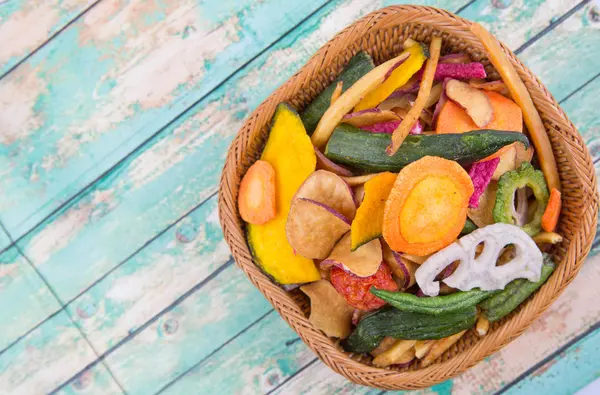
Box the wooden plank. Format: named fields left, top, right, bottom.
left=503, top=327, right=600, bottom=395
left=66, top=195, right=231, bottom=354
left=272, top=360, right=391, bottom=395
left=0, top=0, right=96, bottom=76
left=0, top=0, right=327, bottom=241
left=0, top=310, right=102, bottom=394
left=459, top=0, right=580, bottom=49
left=54, top=363, right=124, bottom=395
left=516, top=2, right=600, bottom=102
left=0, top=227, right=11, bottom=252
left=0, top=246, right=61, bottom=352
left=103, top=264, right=272, bottom=394
left=559, top=75, right=600, bottom=256
left=15, top=102, right=232, bottom=303
left=159, top=312, right=316, bottom=395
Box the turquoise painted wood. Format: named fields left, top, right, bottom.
left=0, top=0, right=96, bottom=76
left=0, top=246, right=61, bottom=352
left=159, top=312, right=315, bottom=395
left=516, top=4, right=600, bottom=102
left=66, top=195, right=231, bottom=354
left=0, top=0, right=327, bottom=241
left=55, top=363, right=124, bottom=395
left=504, top=328, right=600, bottom=395
left=559, top=74, right=600, bottom=256
left=1, top=0, right=600, bottom=394
left=104, top=263, right=272, bottom=394
left=0, top=310, right=110, bottom=394
left=0, top=226, right=10, bottom=252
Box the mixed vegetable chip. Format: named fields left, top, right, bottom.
left=239, top=29, right=563, bottom=368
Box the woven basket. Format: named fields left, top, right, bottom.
left=218, top=5, right=598, bottom=390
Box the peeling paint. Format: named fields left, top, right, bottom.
left=0, top=0, right=94, bottom=74
left=0, top=66, right=47, bottom=145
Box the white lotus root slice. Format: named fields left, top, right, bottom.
left=415, top=223, right=543, bottom=296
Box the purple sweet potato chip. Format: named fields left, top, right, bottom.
left=468, top=157, right=501, bottom=208
left=417, top=62, right=487, bottom=81
left=360, top=119, right=422, bottom=135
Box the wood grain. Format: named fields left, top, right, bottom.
left=54, top=363, right=124, bottom=395
left=103, top=263, right=272, bottom=395
left=0, top=227, right=11, bottom=253
left=67, top=196, right=231, bottom=355
left=517, top=2, right=600, bottom=102
left=0, top=311, right=102, bottom=394
left=446, top=0, right=581, bottom=49
left=0, top=246, right=61, bottom=352
left=157, top=312, right=315, bottom=395
left=0, top=0, right=96, bottom=76
left=559, top=74, right=600, bottom=257
left=503, top=326, right=600, bottom=395
left=0, top=0, right=327, bottom=241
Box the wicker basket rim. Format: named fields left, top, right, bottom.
left=218, top=5, right=599, bottom=390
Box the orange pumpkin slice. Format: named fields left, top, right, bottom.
left=350, top=172, right=397, bottom=250
left=383, top=156, right=474, bottom=256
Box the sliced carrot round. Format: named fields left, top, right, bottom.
left=238, top=160, right=276, bottom=225
left=383, top=156, right=474, bottom=256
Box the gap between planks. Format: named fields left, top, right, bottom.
left=49, top=258, right=235, bottom=394
left=0, top=0, right=103, bottom=81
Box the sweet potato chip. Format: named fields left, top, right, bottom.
left=286, top=198, right=350, bottom=259
left=383, top=243, right=417, bottom=289
left=314, top=147, right=353, bottom=177
left=469, top=79, right=509, bottom=96
left=468, top=181, right=498, bottom=228
left=492, top=145, right=517, bottom=181
left=446, top=79, right=494, bottom=127
left=353, top=184, right=365, bottom=206
left=378, top=95, right=412, bottom=112
left=342, top=173, right=381, bottom=187
left=295, top=170, right=356, bottom=220
left=300, top=280, right=354, bottom=339
left=342, top=109, right=400, bottom=127
left=323, top=232, right=382, bottom=277
left=468, top=157, right=500, bottom=208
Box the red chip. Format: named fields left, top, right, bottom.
left=330, top=263, right=398, bottom=311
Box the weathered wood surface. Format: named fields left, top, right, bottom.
left=0, top=226, right=10, bottom=252
left=0, top=310, right=100, bottom=394
left=0, top=0, right=599, bottom=393
left=0, top=0, right=328, bottom=241
left=0, top=246, right=61, bottom=352
left=0, top=0, right=96, bottom=77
